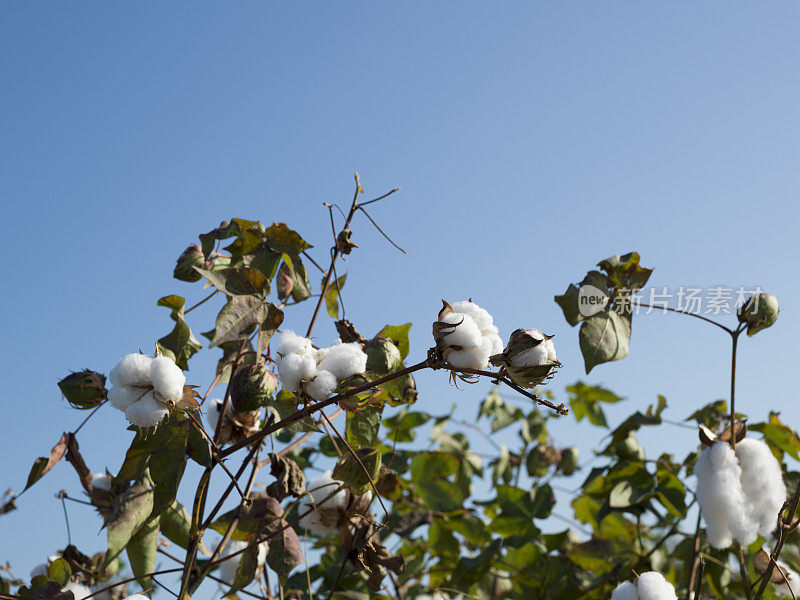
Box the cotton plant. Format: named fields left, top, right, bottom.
left=432, top=299, right=503, bottom=370
left=610, top=572, right=677, bottom=600
left=694, top=436, right=786, bottom=548
left=107, top=353, right=186, bottom=427
left=274, top=331, right=367, bottom=401
left=216, top=539, right=268, bottom=586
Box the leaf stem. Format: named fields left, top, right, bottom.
left=633, top=301, right=734, bottom=334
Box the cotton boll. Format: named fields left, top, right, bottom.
left=439, top=313, right=482, bottom=349
left=110, top=354, right=153, bottom=387
left=446, top=346, right=490, bottom=370
left=306, top=370, right=338, bottom=401
left=610, top=581, right=639, bottom=600
left=277, top=353, right=317, bottom=393
left=92, top=472, right=112, bottom=491
left=121, top=595, right=150, bottom=600
left=307, top=471, right=347, bottom=507
left=217, top=540, right=249, bottom=584
left=108, top=385, right=144, bottom=411
left=298, top=471, right=347, bottom=536
left=124, top=391, right=169, bottom=428
left=276, top=330, right=315, bottom=358
left=62, top=582, right=92, bottom=600
left=150, top=356, right=185, bottom=403
left=637, top=572, right=677, bottom=600
left=317, top=342, right=368, bottom=380
left=451, top=300, right=494, bottom=333
left=736, top=437, right=787, bottom=534
left=257, top=542, right=268, bottom=567
left=544, top=337, right=557, bottom=363
left=514, top=343, right=550, bottom=367
left=774, top=562, right=800, bottom=598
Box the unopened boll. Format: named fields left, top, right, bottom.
left=433, top=300, right=503, bottom=370
left=489, top=328, right=561, bottom=388
left=108, top=353, right=185, bottom=428
left=297, top=470, right=348, bottom=536
left=610, top=572, right=677, bottom=600
left=217, top=540, right=268, bottom=585
left=695, top=438, right=786, bottom=548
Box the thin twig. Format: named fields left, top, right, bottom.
left=356, top=206, right=406, bottom=254
left=633, top=301, right=734, bottom=334
left=72, top=400, right=108, bottom=436
left=185, top=290, right=219, bottom=315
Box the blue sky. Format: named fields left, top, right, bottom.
left=1, top=2, right=798, bottom=596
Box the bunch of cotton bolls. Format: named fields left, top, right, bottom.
left=216, top=540, right=268, bottom=585
left=432, top=300, right=503, bottom=370
left=694, top=437, right=786, bottom=548
left=297, top=470, right=349, bottom=537
left=107, top=353, right=185, bottom=427
left=274, top=331, right=367, bottom=401
left=610, top=572, right=677, bottom=600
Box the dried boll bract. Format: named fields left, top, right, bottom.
left=490, top=328, right=561, bottom=388
left=433, top=300, right=503, bottom=371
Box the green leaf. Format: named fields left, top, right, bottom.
left=410, top=452, right=467, bottom=512
left=376, top=323, right=412, bottom=360
left=199, top=219, right=262, bottom=260
left=751, top=412, right=800, bottom=461
left=195, top=267, right=269, bottom=296
left=105, top=479, right=154, bottom=566
left=251, top=245, right=282, bottom=280
left=332, top=447, right=382, bottom=494
left=384, top=409, right=430, bottom=443
left=554, top=283, right=585, bottom=327
left=24, top=433, right=69, bottom=491
left=324, top=273, right=347, bottom=318
left=47, top=559, right=71, bottom=588
left=204, top=296, right=276, bottom=348
left=161, top=500, right=208, bottom=553
left=567, top=382, right=622, bottom=428
left=148, top=423, right=188, bottom=518
left=256, top=302, right=284, bottom=356
left=478, top=387, right=523, bottom=432
left=229, top=543, right=259, bottom=593
left=265, top=223, right=312, bottom=255
left=597, top=251, right=653, bottom=292
left=126, top=516, right=159, bottom=590
left=578, top=310, right=631, bottom=373
left=156, top=295, right=202, bottom=370
left=346, top=405, right=383, bottom=448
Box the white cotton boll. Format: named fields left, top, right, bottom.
left=257, top=542, right=268, bottom=567
left=62, top=582, right=92, bottom=600
left=451, top=300, right=494, bottom=333
left=307, top=471, right=347, bottom=507
left=446, top=346, right=489, bottom=370
left=92, top=472, right=112, bottom=491
left=439, top=313, right=482, bottom=349
left=121, top=595, right=150, bottom=600
left=150, top=356, right=185, bottom=403
left=774, top=562, right=800, bottom=597
left=317, top=342, right=368, bottom=380
left=206, top=398, right=229, bottom=432
left=544, top=337, right=557, bottom=363
left=637, top=572, right=677, bottom=600
left=515, top=344, right=550, bottom=367
left=124, top=391, right=169, bottom=428
left=695, top=441, right=757, bottom=548
left=306, top=370, right=338, bottom=401
left=298, top=471, right=347, bottom=536
left=276, top=330, right=315, bottom=358
left=736, top=437, right=787, bottom=534
left=217, top=540, right=249, bottom=585
left=110, top=354, right=153, bottom=387
left=277, top=353, right=317, bottom=393
left=108, top=385, right=144, bottom=411
left=610, top=581, right=640, bottom=600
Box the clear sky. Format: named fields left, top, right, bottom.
left=1, top=2, right=798, bottom=597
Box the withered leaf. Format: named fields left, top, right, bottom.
left=266, top=453, right=306, bottom=501
left=25, top=433, right=70, bottom=491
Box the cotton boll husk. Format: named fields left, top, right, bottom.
left=317, top=342, right=368, bottom=380
left=306, top=370, right=338, bottom=401
left=773, top=562, right=800, bottom=598
left=62, top=582, right=92, bottom=600
left=695, top=441, right=757, bottom=548
left=277, top=353, right=317, bottom=393
left=276, top=330, right=315, bottom=358
left=610, top=581, right=640, bottom=600
left=217, top=540, right=249, bottom=584
left=108, top=385, right=144, bottom=411
left=451, top=300, right=494, bottom=333
left=439, top=313, right=482, bottom=349
left=637, top=572, right=677, bottom=600
left=92, top=472, right=112, bottom=491
left=110, top=354, right=153, bottom=387
left=124, top=391, right=169, bottom=428
left=736, top=437, right=787, bottom=534
left=150, top=356, right=185, bottom=403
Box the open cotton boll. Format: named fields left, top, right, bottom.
left=124, top=391, right=169, bottom=428
left=544, top=337, right=557, bottom=362
left=62, top=582, right=92, bottom=600
left=514, top=343, right=550, bottom=367
left=446, top=345, right=491, bottom=370
left=109, top=354, right=153, bottom=387
left=150, top=356, right=185, bottom=402
left=217, top=540, right=249, bottom=584
left=276, top=330, right=315, bottom=358
left=306, top=370, right=338, bottom=401
left=298, top=471, right=347, bottom=536
left=774, top=562, right=800, bottom=598
left=695, top=441, right=757, bottom=548
left=636, top=572, right=677, bottom=600
left=439, top=313, right=482, bottom=349
left=451, top=300, right=494, bottom=333
left=108, top=385, right=145, bottom=411
left=206, top=398, right=228, bottom=432
left=610, top=581, right=639, bottom=600
left=736, top=437, right=787, bottom=534
left=92, top=472, right=112, bottom=491
left=277, top=353, right=317, bottom=393
left=317, top=342, right=367, bottom=380
left=121, top=595, right=150, bottom=600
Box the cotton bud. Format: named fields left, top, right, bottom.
left=230, top=359, right=278, bottom=412
left=173, top=244, right=206, bottom=282
left=58, top=370, right=107, bottom=409
left=490, top=328, right=561, bottom=388
left=558, top=446, right=580, bottom=475
left=365, top=338, right=402, bottom=374
left=738, top=293, right=779, bottom=336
